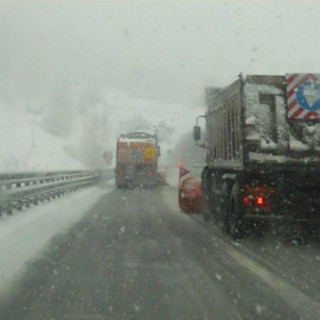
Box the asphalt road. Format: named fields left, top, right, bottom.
left=1, top=184, right=320, bottom=320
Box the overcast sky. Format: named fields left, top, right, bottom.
left=1, top=0, right=319, bottom=106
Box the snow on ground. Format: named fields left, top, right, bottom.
left=0, top=181, right=114, bottom=296
left=0, top=110, right=87, bottom=172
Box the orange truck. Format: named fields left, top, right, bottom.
left=115, top=131, right=160, bottom=188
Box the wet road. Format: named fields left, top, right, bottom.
left=1, top=185, right=320, bottom=319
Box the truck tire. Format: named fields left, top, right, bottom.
left=221, top=181, right=231, bottom=234
left=209, top=174, right=220, bottom=225
left=115, top=178, right=122, bottom=189
left=229, top=182, right=244, bottom=241
left=202, top=194, right=213, bottom=222
left=201, top=167, right=214, bottom=222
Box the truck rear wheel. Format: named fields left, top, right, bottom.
left=229, top=183, right=244, bottom=240
left=201, top=167, right=213, bottom=222
left=202, top=194, right=213, bottom=222
left=115, top=178, right=123, bottom=189
left=221, top=181, right=231, bottom=234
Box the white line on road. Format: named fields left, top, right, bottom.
left=227, top=246, right=320, bottom=320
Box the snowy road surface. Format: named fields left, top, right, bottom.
left=1, top=185, right=320, bottom=319
left=0, top=182, right=113, bottom=294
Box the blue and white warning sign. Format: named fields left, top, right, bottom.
left=131, top=147, right=144, bottom=163
left=287, top=73, right=320, bottom=119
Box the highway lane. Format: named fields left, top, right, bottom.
left=0, top=185, right=319, bottom=319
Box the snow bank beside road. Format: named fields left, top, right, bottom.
left=0, top=109, right=87, bottom=172
left=0, top=183, right=113, bottom=296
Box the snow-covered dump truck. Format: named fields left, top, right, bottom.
left=193, top=73, right=320, bottom=239
left=115, top=131, right=160, bottom=188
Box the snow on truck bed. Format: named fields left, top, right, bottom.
left=244, top=80, right=320, bottom=164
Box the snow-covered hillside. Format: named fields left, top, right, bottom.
left=0, top=88, right=204, bottom=172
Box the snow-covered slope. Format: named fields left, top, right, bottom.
left=0, top=88, right=204, bottom=172
left=0, top=109, right=86, bottom=172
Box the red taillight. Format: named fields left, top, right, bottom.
left=256, top=196, right=264, bottom=205
left=243, top=185, right=272, bottom=208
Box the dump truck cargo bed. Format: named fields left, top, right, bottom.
left=205, top=74, right=320, bottom=172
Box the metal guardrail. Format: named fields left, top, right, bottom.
left=0, top=169, right=114, bottom=216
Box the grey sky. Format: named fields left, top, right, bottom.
left=0, top=0, right=319, bottom=105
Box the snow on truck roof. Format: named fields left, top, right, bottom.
left=119, top=131, right=157, bottom=142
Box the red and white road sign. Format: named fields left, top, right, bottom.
left=287, top=73, right=320, bottom=119
left=102, top=151, right=113, bottom=162
left=179, top=165, right=191, bottom=186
